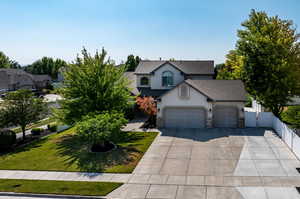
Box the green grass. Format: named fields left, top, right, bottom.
left=12, top=118, right=55, bottom=134
left=0, top=179, right=122, bottom=196
left=0, top=128, right=158, bottom=173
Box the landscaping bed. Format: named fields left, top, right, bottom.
left=0, top=128, right=158, bottom=173
left=0, top=179, right=122, bottom=196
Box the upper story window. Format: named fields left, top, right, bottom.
left=162, top=71, right=174, bottom=87
left=140, top=77, right=149, bottom=86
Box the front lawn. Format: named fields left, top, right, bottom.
left=0, top=128, right=158, bottom=173
left=0, top=179, right=121, bottom=196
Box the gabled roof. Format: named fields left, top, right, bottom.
left=135, top=60, right=214, bottom=75
left=159, top=79, right=246, bottom=102
left=185, top=79, right=246, bottom=102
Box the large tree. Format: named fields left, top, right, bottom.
left=125, top=55, right=140, bottom=72
left=25, top=57, right=67, bottom=79
left=55, top=48, right=133, bottom=125
left=237, top=9, right=300, bottom=117
left=0, top=51, right=20, bottom=69
left=0, top=90, right=47, bottom=140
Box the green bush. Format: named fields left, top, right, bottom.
left=47, top=123, right=57, bottom=132
left=245, top=94, right=253, bottom=107
left=124, top=105, right=135, bottom=120
left=281, top=106, right=300, bottom=129
left=76, top=112, right=128, bottom=146
left=0, top=130, right=16, bottom=151
left=31, top=128, right=43, bottom=135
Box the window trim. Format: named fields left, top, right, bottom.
left=140, top=76, right=149, bottom=86
left=162, top=71, right=174, bottom=87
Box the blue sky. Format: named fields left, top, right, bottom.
left=1, top=0, right=300, bottom=65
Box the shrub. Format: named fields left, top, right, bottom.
left=124, top=105, right=135, bottom=120
left=281, top=106, right=300, bottom=129
left=31, top=128, right=43, bottom=135
left=47, top=123, right=57, bottom=132
left=245, top=94, right=252, bottom=107
left=0, top=130, right=16, bottom=151
left=76, top=112, right=128, bottom=147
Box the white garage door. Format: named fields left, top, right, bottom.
left=164, top=108, right=206, bottom=128
left=213, top=106, right=238, bottom=128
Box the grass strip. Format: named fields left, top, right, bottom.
left=0, top=179, right=122, bottom=196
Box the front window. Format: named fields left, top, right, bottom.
left=162, top=71, right=173, bottom=87
left=140, top=77, right=149, bottom=86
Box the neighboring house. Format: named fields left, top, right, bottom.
left=33, top=75, right=52, bottom=89
left=0, top=69, right=51, bottom=91
left=125, top=60, right=246, bottom=128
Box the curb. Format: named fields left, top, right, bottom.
left=0, top=192, right=105, bottom=199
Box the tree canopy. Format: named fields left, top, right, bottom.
left=0, top=90, right=47, bottom=140
left=235, top=9, right=300, bottom=117
left=0, top=51, right=20, bottom=69
left=55, top=48, right=133, bottom=125
left=25, top=57, right=67, bottom=79
left=125, top=55, right=140, bottom=72
left=216, top=50, right=243, bottom=80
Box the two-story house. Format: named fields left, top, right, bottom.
left=126, top=60, right=246, bottom=128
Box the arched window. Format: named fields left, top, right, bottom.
left=162, top=71, right=173, bottom=87
left=140, top=77, right=149, bottom=86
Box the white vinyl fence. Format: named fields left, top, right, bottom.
left=245, top=111, right=300, bottom=159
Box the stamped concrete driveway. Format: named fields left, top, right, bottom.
left=108, top=128, right=300, bottom=199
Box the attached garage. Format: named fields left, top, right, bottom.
left=164, top=107, right=206, bottom=128
left=156, top=80, right=246, bottom=128
left=213, top=106, right=238, bottom=128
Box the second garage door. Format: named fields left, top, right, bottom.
left=213, top=106, right=238, bottom=128
left=164, top=107, right=206, bottom=128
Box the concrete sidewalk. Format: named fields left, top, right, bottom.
left=0, top=170, right=132, bottom=183
left=1, top=170, right=300, bottom=187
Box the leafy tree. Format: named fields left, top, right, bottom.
left=281, top=106, right=300, bottom=129
left=125, top=55, right=140, bottom=72
left=136, top=96, right=157, bottom=127
left=77, top=112, right=127, bottom=149
left=25, top=57, right=67, bottom=79
left=214, top=63, right=225, bottom=79
left=55, top=48, right=133, bottom=125
left=216, top=50, right=243, bottom=80
left=0, top=90, right=47, bottom=140
left=0, top=51, right=20, bottom=69
left=236, top=9, right=300, bottom=117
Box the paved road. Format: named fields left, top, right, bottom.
left=15, top=125, right=48, bottom=140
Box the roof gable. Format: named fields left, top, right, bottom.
left=152, top=61, right=184, bottom=74
left=159, top=79, right=246, bottom=102
left=135, top=60, right=214, bottom=75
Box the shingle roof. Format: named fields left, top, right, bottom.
left=32, top=74, right=52, bottom=82
left=185, top=79, right=246, bottom=102
left=135, top=60, right=214, bottom=75
left=137, top=88, right=169, bottom=98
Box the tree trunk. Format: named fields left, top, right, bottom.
left=21, top=126, right=26, bottom=141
